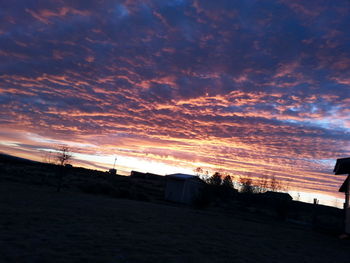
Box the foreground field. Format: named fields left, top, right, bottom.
left=0, top=181, right=349, bottom=263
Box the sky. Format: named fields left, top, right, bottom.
left=0, top=0, right=349, bottom=206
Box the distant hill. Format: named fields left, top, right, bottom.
left=0, top=153, right=41, bottom=165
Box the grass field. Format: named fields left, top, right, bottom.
left=1, top=180, right=349, bottom=263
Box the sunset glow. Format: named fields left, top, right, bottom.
left=1, top=0, right=349, bottom=206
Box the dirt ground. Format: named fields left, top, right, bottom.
left=0, top=181, right=349, bottom=263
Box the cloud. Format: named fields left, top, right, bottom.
left=0, top=0, right=349, bottom=197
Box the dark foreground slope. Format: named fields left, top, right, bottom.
left=1, top=181, right=349, bottom=263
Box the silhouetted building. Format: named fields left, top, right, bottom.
left=334, top=157, right=350, bottom=208
left=164, top=174, right=204, bottom=205
left=109, top=169, right=116, bottom=175
left=339, top=176, right=349, bottom=193
left=130, top=170, right=161, bottom=179
left=261, top=191, right=293, bottom=202
left=334, top=157, right=350, bottom=234
left=334, top=157, right=350, bottom=175
left=130, top=171, right=145, bottom=177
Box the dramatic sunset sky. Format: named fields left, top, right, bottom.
left=0, top=0, right=349, bottom=205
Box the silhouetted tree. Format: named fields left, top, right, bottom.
left=255, top=175, right=285, bottom=193
left=194, top=167, right=210, bottom=180
left=42, top=150, right=54, bottom=164
left=222, top=175, right=234, bottom=189
left=207, top=172, right=222, bottom=186
left=239, top=177, right=254, bottom=194
left=194, top=167, right=203, bottom=176
left=57, top=145, right=72, bottom=166
left=56, top=145, right=72, bottom=192
left=269, top=176, right=282, bottom=192
left=256, top=175, right=269, bottom=193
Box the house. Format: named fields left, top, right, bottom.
left=334, top=157, right=350, bottom=175
left=334, top=157, right=350, bottom=208
left=164, top=173, right=204, bottom=205
left=333, top=157, right=350, bottom=234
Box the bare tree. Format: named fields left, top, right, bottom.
left=194, top=167, right=210, bottom=180
left=254, top=175, right=268, bottom=193
left=254, top=175, right=286, bottom=193
left=194, top=167, right=203, bottom=176
left=56, top=145, right=72, bottom=166
left=269, top=176, right=282, bottom=192
left=260, top=175, right=269, bottom=192
left=42, top=150, right=54, bottom=164
left=203, top=170, right=209, bottom=180
left=239, top=176, right=255, bottom=193
left=56, top=145, right=72, bottom=192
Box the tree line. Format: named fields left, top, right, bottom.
left=195, top=167, right=287, bottom=194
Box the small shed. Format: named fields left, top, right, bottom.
left=333, top=157, right=350, bottom=234
left=164, top=174, right=204, bottom=205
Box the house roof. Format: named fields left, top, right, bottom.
left=333, top=157, right=350, bottom=175
left=339, top=175, right=350, bottom=193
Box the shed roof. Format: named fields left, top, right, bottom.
left=167, top=173, right=198, bottom=180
